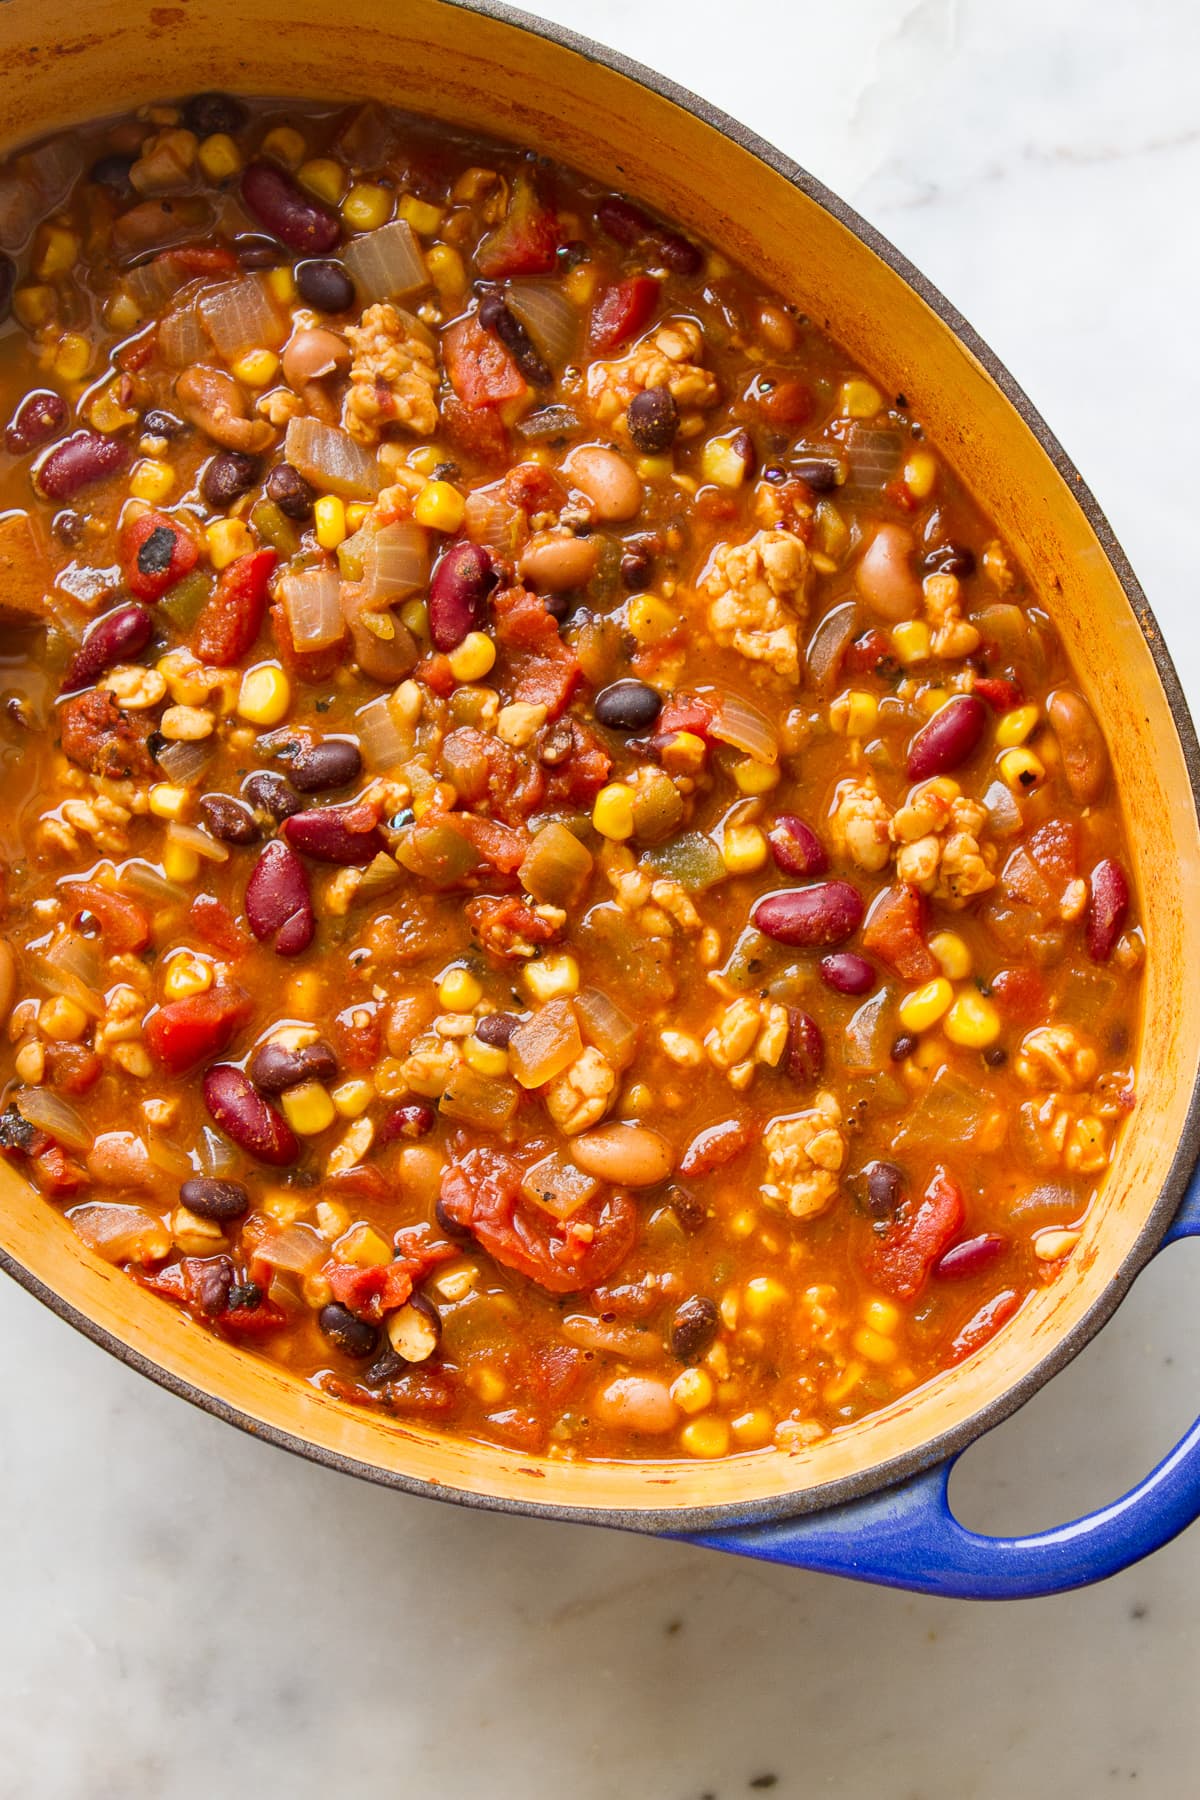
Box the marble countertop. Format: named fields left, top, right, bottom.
left=4, top=1, right=1200, bottom=1793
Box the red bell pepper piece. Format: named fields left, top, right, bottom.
left=192, top=548, right=277, bottom=664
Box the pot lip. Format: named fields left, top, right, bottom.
left=4, top=0, right=1200, bottom=1537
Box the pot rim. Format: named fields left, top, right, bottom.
left=4, top=0, right=1200, bottom=1535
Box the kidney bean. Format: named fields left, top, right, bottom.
left=626, top=386, right=678, bottom=455
left=1047, top=689, right=1109, bottom=805
left=265, top=461, right=315, bottom=520
left=283, top=804, right=385, bottom=865
left=241, top=160, right=340, bottom=255
left=862, top=1160, right=905, bottom=1218
left=785, top=1009, right=825, bottom=1083
left=61, top=603, right=153, bottom=693
left=1086, top=857, right=1129, bottom=962
left=679, top=1118, right=752, bottom=1179
left=201, top=449, right=259, bottom=510
left=36, top=430, right=130, bottom=501
left=669, top=1295, right=720, bottom=1363
left=595, top=679, right=662, bottom=732
left=245, top=839, right=315, bottom=955
left=473, top=1013, right=519, bottom=1049
left=819, top=952, right=876, bottom=996
left=768, top=814, right=828, bottom=878
left=198, top=792, right=260, bottom=847
left=381, top=1101, right=437, bottom=1143
left=248, top=1037, right=338, bottom=1094
left=295, top=257, right=356, bottom=313
left=6, top=389, right=67, bottom=456
left=429, top=541, right=496, bottom=650
left=319, top=1301, right=379, bottom=1359
left=906, top=693, right=987, bottom=781
left=178, top=1176, right=251, bottom=1223
left=566, top=444, right=642, bottom=521
left=289, top=738, right=362, bottom=793
left=478, top=290, right=551, bottom=386
left=184, top=90, right=247, bottom=136
left=203, top=1064, right=299, bottom=1166
left=753, top=881, right=864, bottom=947
left=936, top=1232, right=1008, bottom=1280
left=595, top=195, right=703, bottom=275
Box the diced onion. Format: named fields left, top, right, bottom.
left=463, top=483, right=524, bottom=557
left=842, top=422, right=903, bottom=497
left=125, top=255, right=188, bottom=315
left=285, top=417, right=380, bottom=500
left=248, top=1220, right=326, bottom=1277
left=506, top=280, right=579, bottom=366
left=709, top=691, right=779, bottom=763
left=196, top=1127, right=239, bottom=1178
left=200, top=273, right=287, bottom=356
left=364, top=520, right=430, bottom=602
left=439, top=1066, right=520, bottom=1130
left=68, top=1202, right=168, bottom=1263
left=280, top=567, right=346, bottom=651
left=843, top=991, right=894, bottom=1071
left=16, top=1086, right=94, bottom=1152
left=983, top=778, right=1023, bottom=836
left=509, top=1001, right=583, bottom=1089
left=522, top=1152, right=598, bottom=1220
left=146, top=1134, right=195, bottom=1180
left=154, top=737, right=213, bottom=785
left=159, top=305, right=208, bottom=368
left=356, top=692, right=417, bottom=770
left=166, top=821, right=229, bottom=864
left=21, top=137, right=83, bottom=207
left=574, top=987, right=638, bottom=1069
left=806, top=601, right=859, bottom=693
left=344, top=218, right=428, bottom=302
left=119, top=860, right=188, bottom=906
left=28, top=954, right=104, bottom=1020
left=44, top=930, right=101, bottom=993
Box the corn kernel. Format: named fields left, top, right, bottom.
left=130, top=459, right=176, bottom=504
left=287, top=971, right=323, bottom=1017
left=231, top=348, right=279, bottom=388
left=830, top=689, right=878, bottom=736
left=999, top=746, right=1045, bottom=793
left=310, top=493, right=346, bottom=550
left=88, top=383, right=139, bottom=433
left=331, top=1078, right=374, bottom=1118
left=680, top=1417, right=731, bottom=1458
left=425, top=242, right=466, bottom=299
left=917, top=685, right=949, bottom=718
left=38, top=996, right=88, bottom=1042
left=563, top=262, right=597, bottom=305
left=995, top=704, right=1039, bottom=748
left=147, top=784, right=189, bottom=821
left=265, top=265, right=296, bottom=306
left=163, top=841, right=200, bottom=883
left=943, top=988, right=1001, bottom=1049
left=198, top=132, right=242, bottom=181
left=13, top=285, right=56, bottom=331
left=1034, top=1227, right=1082, bottom=1262
left=671, top=1368, right=715, bottom=1414
left=439, top=966, right=483, bottom=1012
left=903, top=450, right=938, bottom=499
left=261, top=125, right=306, bottom=167
left=400, top=598, right=429, bottom=640
left=627, top=592, right=679, bottom=645
left=345, top=502, right=371, bottom=531
left=730, top=1408, right=774, bottom=1448
left=162, top=954, right=213, bottom=1001
left=522, top=953, right=580, bottom=1002
left=891, top=619, right=931, bottom=665
left=399, top=193, right=443, bottom=234
left=237, top=663, right=291, bottom=726
left=731, top=757, right=780, bottom=796
left=471, top=1367, right=507, bottom=1405
left=912, top=1033, right=944, bottom=1071
left=728, top=1208, right=757, bottom=1239
left=103, top=293, right=142, bottom=337
left=898, top=976, right=954, bottom=1033
left=53, top=333, right=91, bottom=383
left=281, top=1080, right=336, bottom=1136
left=864, top=1298, right=901, bottom=1336
left=636, top=453, right=674, bottom=481
left=700, top=434, right=750, bottom=487
left=33, top=224, right=78, bottom=279
left=929, top=930, right=971, bottom=981
left=723, top=823, right=768, bottom=875
left=405, top=444, right=441, bottom=477
left=824, top=1361, right=865, bottom=1404
left=592, top=782, right=636, bottom=841
left=838, top=378, right=883, bottom=418
left=298, top=157, right=347, bottom=206
left=743, top=1275, right=788, bottom=1320
left=337, top=1222, right=393, bottom=1267
left=206, top=516, right=253, bottom=569
left=661, top=731, right=707, bottom=775
left=852, top=1326, right=899, bottom=1365
left=463, top=1035, right=509, bottom=1077
left=342, top=182, right=393, bottom=231
left=14, top=1041, right=45, bottom=1084
left=414, top=479, right=466, bottom=533
left=447, top=630, right=496, bottom=683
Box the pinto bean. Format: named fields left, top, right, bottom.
left=341, top=586, right=421, bottom=683
left=565, top=445, right=643, bottom=521
left=855, top=522, right=921, bottom=621
left=179, top=1177, right=250, bottom=1222
left=819, top=952, right=875, bottom=995
left=62, top=603, right=153, bottom=693
left=174, top=365, right=274, bottom=454
left=1047, top=689, right=1109, bottom=805
left=6, top=390, right=67, bottom=455
left=36, top=430, right=131, bottom=501
left=245, top=839, right=315, bottom=955
left=283, top=805, right=386, bottom=865
left=203, top=1064, right=299, bottom=1165
left=1086, top=858, right=1130, bottom=962
left=906, top=694, right=987, bottom=781
left=570, top=1123, right=673, bottom=1187
left=592, top=1375, right=679, bottom=1435
left=281, top=326, right=351, bottom=391
left=786, top=1009, right=825, bottom=1083
left=241, top=160, right=341, bottom=255
left=768, top=814, right=828, bottom=878
left=517, top=531, right=600, bottom=593
left=248, top=1037, right=337, bottom=1094
left=86, top=1131, right=153, bottom=1188
left=753, top=881, right=864, bottom=947
left=428, top=541, right=496, bottom=650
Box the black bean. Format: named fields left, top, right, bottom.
left=243, top=769, right=302, bottom=821
left=248, top=1038, right=338, bottom=1094
left=178, top=1176, right=251, bottom=1222
left=318, top=1302, right=380, bottom=1360
left=983, top=1045, right=1007, bottom=1068
left=792, top=457, right=841, bottom=494
left=193, top=1256, right=235, bottom=1316
left=595, top=679, right=662, bottom=732
left=362, top=1347, right=406, bottom=1388
left=862, top=1160, right=905, bottom=1218
left=620, top=544, right=653, bottom=590
left=665, top=1183, right=707, bottom=1233
left=730, top=427, right=757, bottom=480
left=90, top=153, right=135, bottom=201
left=626, top=386, right=679, bottom=455
left=198, top=792, right=261, bottom=846
left=289, top=739, right=362, bottom=793
left=669, top=1294, right=720, bottom=1362
left=923, top=542, right=976, bottom=579
left=52, top=510, right=85, bottom=547
left=295, top=257, right=356, bottom=313
left=265, top=461, right=314, bottom=520
left=184, top=91, right=248, bottom=138
left=142, top=408, right=186, bottom=441
left=890, top=1031, right=917, bottom=1062
left=235, top=235, right=283, bottom=271
left=477, top=289, right=551, bottom=386
left=201, top=449, right=259, bottom=509
left=474, top=1011, right=519, bottom=1048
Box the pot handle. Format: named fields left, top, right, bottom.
left=676, top=1178, right=1200, bottom=1598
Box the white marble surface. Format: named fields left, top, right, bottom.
left=3, top=1, right=1200, bottom=1793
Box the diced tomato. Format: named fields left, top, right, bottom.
left=503, top=462, right=568, bottom=516
left=215, top=1297, right=288, bottom=1337
left=588, top=274, right=660, bottom=353
left=679, top=1119, right=753, bottom=1179
left=756, top=377, right=815, bottom=427
left=541, top=719, right=612, bottom=806
left=439, top=1146, right=638, bottom=1294
left=59, top=688, right=155, bottom=780
left=658, top=695, right=715, bottom=738
left=332, top=1000, right=381, bottom=1071
left=843, top=629, right=897, bottom=678
left=441, top=725, right=545, bottom=825
left=119, top=508, right=199, bottom=602
left=43, top=1042, right=102, bottom=1096
left=974, top=676, right=1024, bottom=711
left=989, top=966, right=1047, bottom=1025
left=327, top=1227, right=455, bottom=1321
left=145, top=986, right=252, bottom=1075
left=528, top=1341, right=588, bottom=1407
left=442, top=812, right=530, bottom=875
left=950, top=1289, right=1021, bottom=1363
left=415, top=650, right=457, bottom=696
left=189, top=893, right=250, bottom=957
left=440, top=393, right=510, bottom=466
left=443, top=315, right=527, bottom=410
left=60, top=881, right=151, bottom=953
left=1028, top=819, right=1078, bottom=891
left=466, top=893, right=561, bottom=960
left=475, top=172, right=560, bottom=279
left=862, top=885, right=938, bottom=982
left=492, top=584, right=580, bottom=718
left=140, top=1263, right=186, bottom=1304
left=33, top=1144, right=87, bottom=1195
left=695, top=490, right=738, bottom=522
left=115, top=328, right=157, bottom=374
left=485, top=1408, right=545, bottom=1453
left=867, top=1168, right=966, bottom=1301
left=160, top=243, right=238, bottom=280
left=192, top=548, right=277, bottom=665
